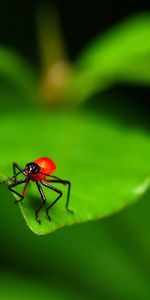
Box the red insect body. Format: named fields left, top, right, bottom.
left=30, top=157, right=56, bottom=181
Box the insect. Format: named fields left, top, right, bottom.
left=0, top=157, right=73, bottom=224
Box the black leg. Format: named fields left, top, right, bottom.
left=44, top=177, right=73, bottom=214
left=35, top=182, right=46, bottom=224
left=13, top=163, right=26, bottom=183
left=0, top=171, right=22, bottom=185
left=0, top=163, right=26, bottom=185
left=8, top=178, right=29, bottom=203
left=41, top=181, right=62, bottom=221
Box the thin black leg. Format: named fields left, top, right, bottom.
left=35, top=182, right=46, bottom=224
left=0, top=171, right=22, bottom=184
left=41, top=181, right=62, bottom=221
left=13, top=163, right=26, bottom=183
left=0, top=163, right=26, bottom=185
left=44, top=177, right=73, bottom=214
left=8, top=178, right=29, bottom=203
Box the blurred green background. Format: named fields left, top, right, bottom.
left=0, top=0, right=150, bottom=299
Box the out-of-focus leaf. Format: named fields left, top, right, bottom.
left=0, top=106, right=150, bottom=235
left=0, top=272, right=80, bottom=300
left=65, top=13, right=150, bottom=104
left=0, top=47, right=37, bottom=103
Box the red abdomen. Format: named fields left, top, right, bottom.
left=30, top=157, right=56, bottom=181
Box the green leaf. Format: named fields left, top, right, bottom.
left=0, top=104, right=150, bottom=235
left=65, top=13, right=150, bottom=104
left=0, top=46, right=37, bottom=106
left=0, top=272, right=80, bottom=300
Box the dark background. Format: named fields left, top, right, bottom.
left=0, top=0, right=149, bottom=107
left=0, top=0, right=149, bottom=61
